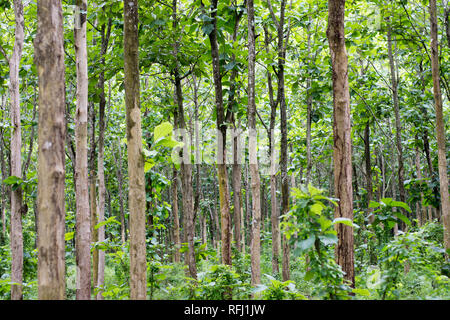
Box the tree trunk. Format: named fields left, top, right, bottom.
left=95, top=17, right=112, bottom=301
left=34, top=0, right=66, bottom=299
left=74, top=0, right=91, bottom=300
left=9, top=0, right=24, bottom=300
left=364, top=121, right=374, bottom=223
left=429, top=0, right=450, bottom=253
left=124, top=0, right=147, bottom=299
left=207, top=0, right=232, bottom=267
left=387, top=17, right=406, bottom=211
left=264, top=26, right=281, bottom=275
left=247, top=0, right=261, bottom=286
left=171, top=167, right=181, bottom=263
left=327, top=0, right=355, bottom=287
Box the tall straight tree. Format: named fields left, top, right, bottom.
left=34, top=0, right=67, bottom=299
left=172, top=0, right=197, bottom=279
left=247, top=0, right=261, bottom=286
left=326, top=0, right=355, bottom=287
left=266, top=0, right=291, bottom=281
left=123, top=0, right=147, bottom=299
left=205, top=0, right=232, bottom=266
left=8, top=0, right=25, bottom=300
left=429, top=0, right=450, bottom=252
left=74, top=0, right=91, bottom=300
left=96, top=17, right=112, bottom=300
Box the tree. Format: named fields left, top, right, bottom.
left=429, top=0, right=450, bottom=253
left=74, top=0, right=91, bottom=300
left=6, top=0, right=25, bottom=300
left=326, top=0, right=355, bottom=287
left=247, top=0, right=261, bottom=286
left=34, top=0, right=67, bottom=299
left=123, top=0, right=147, bottom=299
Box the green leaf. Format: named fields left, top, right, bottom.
left=65, top=232, right=74, bottom=241
left=2, top=175, right=23, bottom=186
left=95, top=216, right=120, bottom=230
left=332, top=217, right=356, bottom=228
left=144, top=160, right=155, bottom=173
left=318, top=233, right=338, bottom=245
left=296, top=235, right=316, bottom=252
left=309, top=203, right=324, bottom=215
left=389, top=200, right=412, bottom=213
left=392, top=211, right=412, bottom=226
left=352, top=288, right=370, bottom=297
left=154, top=122, right=173, bottom=143
left=369, top=200, right=380, bottom=208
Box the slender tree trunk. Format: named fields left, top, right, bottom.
left=95, top=18, right=112, bottom=301
left=247, top=0, right=261, bottom=286
left=74, top=0, right=91, bottom=300
left=430, top=0, right=450, bottom=253
left=9, top=0, right=24, bottom=300
left=264, top=26, right=281, bottom=275
left=387, top=17, right=406, bottom=210
left=113, top=139, right=126, bottom=243
left=171, top=167, right=181, bottom=263
left=89, top=101, right=99, bottom=291
left=34, top=0, right=66, bottom=299
left=207, top=0, right=232, bottom=267
left=327, top=0, right=355, bottom=287
left=364, top=121, right=374, bottom=223
left=124, top=0, right=147, bottom=299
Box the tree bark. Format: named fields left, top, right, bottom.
left=387, top=17, right=406, bottom=213
left=247, top=0, right=261, bottom=286
left=34, top=0, right=66, bottom=299
left=207, top=0, right=232, bottom=267
left=74, top=0, right=91, bottom=300
left=124, top=0, right=147, bottom=299
left=327, top=0, right=355, bottom=287
left=429, top=0, right=450, bottom=253
left=9, top=0, right=24, bottom=300
left=95, top=17, right=112, bottom=301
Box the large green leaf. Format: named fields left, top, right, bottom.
left=154, top=122, right=173, bottom=143
left=296, top=235, right=316, bottom=252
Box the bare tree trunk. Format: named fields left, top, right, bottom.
left=364, top=121, right=374, bottom=223
left=264, top=25, right=281, bottom=275
left=9, top=0, right=24, bottom=300
left=171, top=167, right=181, bottom=263
left=95, top=17, right=112, bottom=301
left=430, top=0, right=450, bottom=253
left=35, top=0, right=66, bottom=299
left=247, top=0, right=261, bottom=286
left=124, top=0, right=147, bottom=299
left=207, top=0, right=232, bottom=267
left=387, top=17, right=406, bottom=211
left=327, top=0, right=355, bottom=287
left=113, top=138, right=126, bottom=243
left=74, top=0, right=91, bottom=300
left=89, top=101, right=99, bottom=292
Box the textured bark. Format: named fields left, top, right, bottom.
left=172, top=0, right=197, bottom=279
left=387, top=17, right=406, bottom=212
left=364, top=121, right=374, bottom=223
left=267, top=0, right=291, bottom=282
left=430, top=0, right=450, bottom=252
left=89, top=100, right=98, bottom=291
left=327, top=0, right=355, bottom=287
left=247, top=0, right=261, bottom=286
left=113, top=138, right=126, bottom=243
left=95, top=17, right=112, bottom=301
left=9, top=0, right=24, bottom=300
left=171, top=168, right=181, bottom=263
left=264, top=26, right=280, bottom=275
left=74, top=0, right=91, bottom=300
left=34, top=0, right=66, bottom=299
left=207, top=0, right=232, bottom=267
left=124, top=0, right=147, bottom=299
